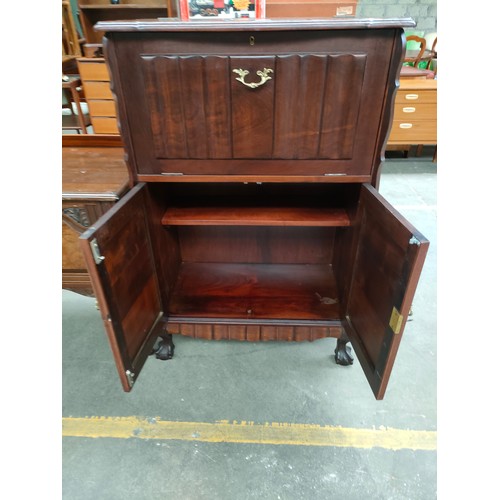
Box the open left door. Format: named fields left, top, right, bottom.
left=79, top=183, right=164, bottom=391
left=344, top=183, right=429, bottom=400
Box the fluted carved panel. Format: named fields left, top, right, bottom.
left=273, top=53, right=366, bottom=160
left=141, top=53, right=366, bottom=161
left=142, top=55, right=233, bottom=159
left=167, top=322, right=342, bottom=341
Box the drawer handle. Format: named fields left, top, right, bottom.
left=233, top=68, right=273, bottom=89
left=402, top=107, right=416, bottom=113
left=405, top=94, right=419, bottom=100
left=399, top=123, right=413, bottom=129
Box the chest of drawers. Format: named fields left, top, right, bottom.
left=387, top=78, right=437, bottom=146
left=78, top=19, right=429, bottom=399
left=77, top=58, right=120, bottom=134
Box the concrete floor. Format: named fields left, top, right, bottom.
left=62, top=151, right=437, bottom=499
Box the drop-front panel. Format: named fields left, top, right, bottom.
left=102, top=19, right=408, bottom=181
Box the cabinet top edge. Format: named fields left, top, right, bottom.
left=95, top=17, right=416, bottom=33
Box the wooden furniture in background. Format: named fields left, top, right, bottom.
left=78, top=18, right=429, bottom=400
left=62, top=76, right=91, bottom=134
left=386, top=78, right=437, bottom=157
left=399, top=65, right=434, bottom=80
left=63, top=135, right=129, bottom=295
left=78, top=0, right=174, bottom=48
left=77, top=58, right=119, bottom=134
left=404, top=35, right=427, bottom=66
left=403, top=34, right=435, bottom=79
left=62, top=1, right=82, bottom=68
left=76, top=1, right=179, bottom=132
left=266, top=0, right=357, bottom=18
left=425, top=35, right=437, bottom=73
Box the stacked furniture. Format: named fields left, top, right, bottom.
left=76, top=0, right=178, bottom=134
left=77, top=58, right=118, bottom=134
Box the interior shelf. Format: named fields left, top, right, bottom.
left=162, top=206, right=352, bottom=227
left=168, top=262, right=341, bottom=321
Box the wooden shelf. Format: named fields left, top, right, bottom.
left=162, top=206, right=352, bottom=227
left=169, top=263, right=341, bottom=321
left=78, top=0, right=169, bottom=43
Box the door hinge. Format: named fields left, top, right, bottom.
left=125, top=370, right=135, bottom=387
left=90, top=238, right=105, bottom=265
left=389, top=306, right=404, bottom=334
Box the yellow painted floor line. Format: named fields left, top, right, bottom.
left=62, top=417, right=436, bottom=451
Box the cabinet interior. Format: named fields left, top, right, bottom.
left=149, top=182, right=361, bottom=324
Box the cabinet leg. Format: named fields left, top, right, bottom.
left=334, top=331, right=354, bottom=366
left=151, top=333, right=175, bottom=361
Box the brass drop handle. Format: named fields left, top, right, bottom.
left=233, top=68, right=273, bottom=89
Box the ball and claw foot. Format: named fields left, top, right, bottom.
left=151, top=333, right=175, bottom=361
left=334, top=339, right=354, bottom=366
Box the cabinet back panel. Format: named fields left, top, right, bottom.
left=177, top=226, right=336, bottom=264
left=159, top=182, right=361, bottom=207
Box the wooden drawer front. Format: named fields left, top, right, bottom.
left=92, top=117, right=119, bottom=134
left=88, top=100, right=117, bottom=118
left=78, top=61, right=110, bottom=82
left=392, top=102, right=436, bottom=121
left=395, top=90, right=436, bottom=105
left=83, top=81, right=113, bottom=100
left=388, top=120, right=437, bottom=143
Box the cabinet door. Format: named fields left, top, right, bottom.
left=79, top=183, right=164, bottom=391
left=345, top=184, right=429, bottom=400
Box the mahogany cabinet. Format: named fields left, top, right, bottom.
left=79, top=18, right=429, bottom=399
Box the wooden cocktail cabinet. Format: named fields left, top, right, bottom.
left=79, top=18, right=429, bottom=399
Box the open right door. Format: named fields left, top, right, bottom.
left=344, top=183, right=429, bottom=399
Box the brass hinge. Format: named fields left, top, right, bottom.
left=389, top=307, right=404, bottom=334
left=90, top=238, right=105, bottom=265
left=125, top=370, right=135, bottom=387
